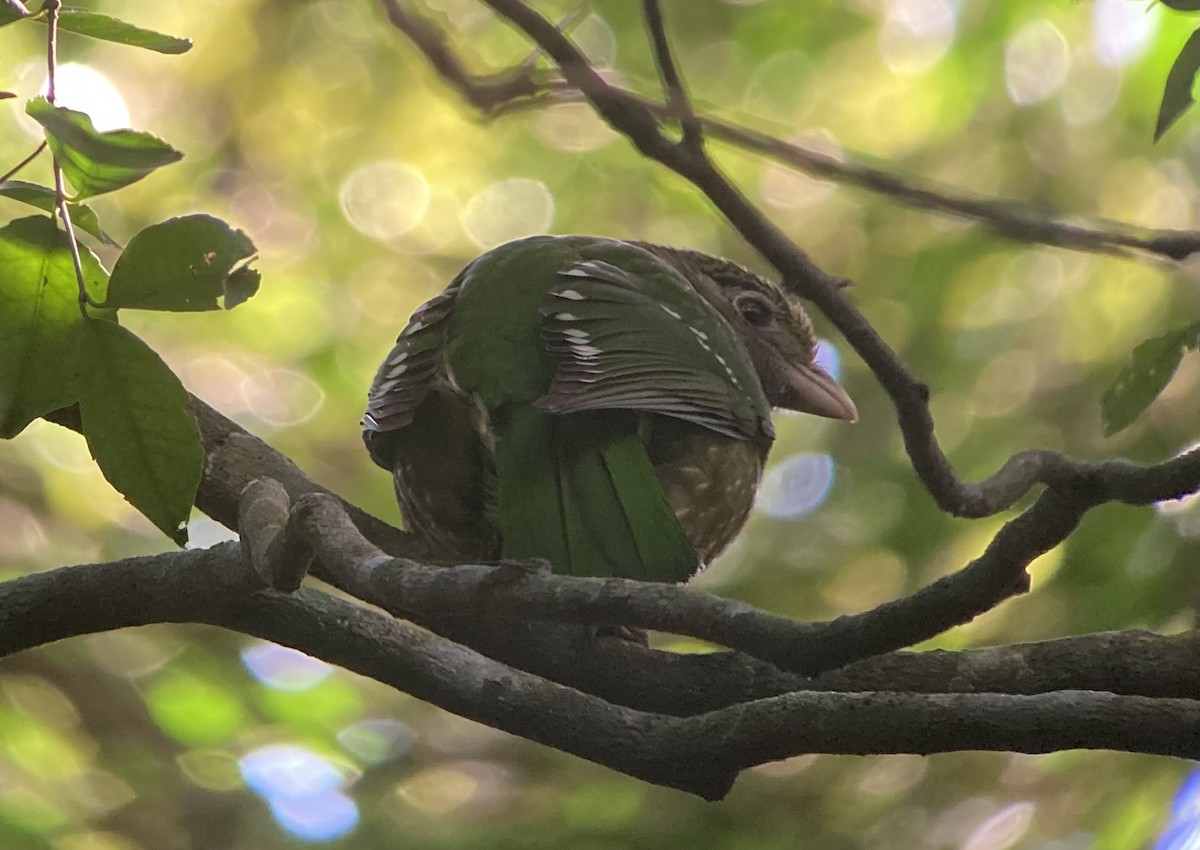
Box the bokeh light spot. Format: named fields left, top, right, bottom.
left=1005, top=21, right=1069, bottom=105
left=339, top=161, right=430, bottom=243
left=461, top=178, right=554, bottom=248
left=533, top=103, right=618, bottom=153
left=815, top=339, right=843, bottom=382
left=1092, top=0, right=1159, bottom=68
left=756, top=453, right=836, bottom=519
left=240, top=368, right=325, bottom=427
left=240, top=745, right=344, bottom=800
left=961, top=801, right=1036, bottom=850
left=43, top=63, right=130, bottom=131
left=338, top=719, right=415, bottom=765
left=1155, top=769, right=1200, bottom=850
left=879, top=0, right=958, bottom=75
left=269, top=792, right=358, bottom=842
left=572, top=14, right=617, bottom=69
left=398, top=765, right=479, bottom=814
left=241, top=642, right=332, bottom=692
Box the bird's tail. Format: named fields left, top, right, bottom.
left=493, top=406, right=698, bottom=582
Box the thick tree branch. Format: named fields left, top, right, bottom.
left=4, top=547, right=1200, bottom=800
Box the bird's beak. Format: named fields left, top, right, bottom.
left=779, top=361, right=858, bottom=423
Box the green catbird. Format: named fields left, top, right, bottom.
left=362, top=235, right=856, bottom=582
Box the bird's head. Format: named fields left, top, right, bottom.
left=635, top=243, right=858, bottom=423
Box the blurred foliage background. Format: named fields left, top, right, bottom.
left=1, top=0, right=1199, bottom=847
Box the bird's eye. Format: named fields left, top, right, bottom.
left=734, top=293, right=774, bottom=327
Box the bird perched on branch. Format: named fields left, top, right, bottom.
left=363, top=235, right=855, bottom=583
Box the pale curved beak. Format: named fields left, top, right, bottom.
left=780, top=361, right=858, bottom=423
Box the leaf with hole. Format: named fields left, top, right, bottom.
left=0, top=215, right=107, bottom=438
left=77, top=319, right=202, bottom=544
left=105, top=215, right=260, bottom=311
left=25, top=97, right=182, bottom=198
left=1156, top=28, right=1200, bottom=142
left=0, top=180, right=118, bottom=245
left=1101, top=321, right=1200, bottom=435
left=49, top=8, right=192, bottom=54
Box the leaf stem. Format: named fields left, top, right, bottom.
left=42, top=0, right=95, bottom=315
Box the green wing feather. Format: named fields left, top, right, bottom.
left=494, top=405, right=698, bottom=581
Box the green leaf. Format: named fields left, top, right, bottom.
left=77, top=319, right=202, bottom=543
left=1156, top=28, right=1200, bottom=142
left=25, top=97, right=182, bottom=198
left=1101, top=321, right=1200, bottom=436
left=0, top=215, right=107, bottom=438
left=223, top=266, right=262, bottom=310
left=0, top=0, right=29, bottom=27
left=105, top=215, right=260, bottom=311
left=0, top=180, right=118, bottom=245
left=51, top=8, right=192, bottom=54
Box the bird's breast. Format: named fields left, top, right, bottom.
left=648, top=421, right=768, bottom=567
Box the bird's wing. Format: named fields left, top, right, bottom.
left=536, top=258, right=773, bottom=441
left=361, top=273, right=462, bottom=468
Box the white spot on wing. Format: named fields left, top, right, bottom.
left=661, top=305, right=683, bottom=319
left=571, top=344, right=602, bottom=357
left=387, top=363, right=409, bottom=377
left=689, top=327, right=709, bottom=341
left=404, top=320, right=425, bottom=334
left=557, top=289, right=585, bottom=300
left=555, top=312, right=580, bottom=321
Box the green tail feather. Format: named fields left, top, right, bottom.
left=494, top=406, right=698, bottom=582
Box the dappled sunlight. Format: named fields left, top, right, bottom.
left=1006, top=20, right=1070, bottom=106
left=756, top=452, right=836, bottom=519
left=961, top=801, right=1037, bottom=850
left=878, top=0, right=960, bottom=76
left=240, top=745, right=359, bottom=841
left=241, top=643, right=333, bottom=692
left=44, top=63, right=131, bottom=131
left=339, top=161, right=431, bottom=244
left=337, top=719, right=415, bottom=765
left=461, top=177, right=554, bottom=247
left=1092, top=0, right=1159, bottom=68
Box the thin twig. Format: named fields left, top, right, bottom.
left=381, top=1, right=1199, bottom=264
left=42, top=0, right=95, bottom=314
left=641, top=0, right=702, bottom=150
left=0, top=141, right=48, bottom=184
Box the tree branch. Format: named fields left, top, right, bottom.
left=380, top=0, right=1200, bottom=265
left=4, top=546, right=1200, bottom=801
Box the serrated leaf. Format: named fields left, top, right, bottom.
left=0, top=180, right=118, bottom=245
left=105, top=215, right=260, bottom=311
left=1156, top=28, right=1200, bottom=142
left=0, top=215, right=108, bottom=437
left=49, top=9, right=192, bottom=54
left=0, top=0, right=29, bottom=26
left=25, top=96, right=182, bottom=198
left=1102, top=321, right=1200, bottom=436
left=77, top=319, right=202, bottom=543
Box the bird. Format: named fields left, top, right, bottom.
left=362, top=235, right=856, bottom=583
